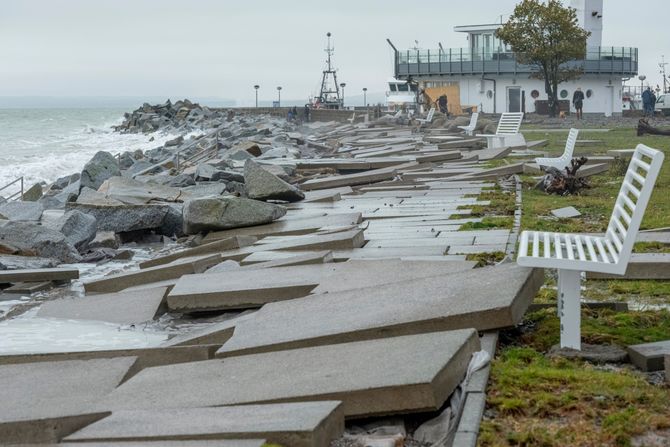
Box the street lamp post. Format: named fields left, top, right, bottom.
left=362, top=88, right=368, bottom=108
left=254, top=85, right=259, bottom=108
left=638, top=75, right=646, bottom=96
left=340, top=83, right=346, bottom=108
left=277, top=86, right=282, bottom=107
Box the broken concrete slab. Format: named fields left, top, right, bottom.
left=0, top=268, right=79, bottom=284
left=627, top=340, right=670, bottom=372
left=3, top=281, right=53, bottom=294
left=139, top=236, right=257, bottom=269
left=100, top=330, right=480, bottom=419
left=216, top=264, right=542, bottom=357
left=202, top=213, right=362, bottom=241
left=83, top=254, right=221, bottom=294
left=244, top=159, right=305, bottom=202
left=60, top=441, right=265, bottom=447
left=586, top=253, right=670, bottom=280
left=0, top=357, right=136, bottom=444
left=167, top=260, right=475, bottom=312
left=37, top=287, right=168, bottom=325
left=551, top=206, right=581, bottom=218
left=65, top=402, right=344, bottom=447
left=576, top=163, right=609, bottom=178
left=240, top=251, right=334, bottom=268
left=301, top=167, right=397, bottom=191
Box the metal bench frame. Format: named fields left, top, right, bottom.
left=476, top=112, right=525, bottom=148
left=457, top=112, right=479, bottom=136
left=535, top=128, right=579, bottom=171
left=517, top=144, right=665, bottom=350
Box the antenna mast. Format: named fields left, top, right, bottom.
left=660, top=55, right=668, bottom=93
left=318, top=32, right=342, bottom=109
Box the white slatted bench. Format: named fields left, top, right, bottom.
left=457, top=112, right=479, bottom=136
left=517, top=144, right=665, bottom=350
left=535, top=128, right=579, bottom=171
left=416, top=107, right=436, bottom=126
left=476, top=112, right=525, bottom=149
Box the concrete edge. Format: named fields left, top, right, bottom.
left=450, top=331, right=499, bottom=447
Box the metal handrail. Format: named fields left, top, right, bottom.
left=0, top=176, right=24, bottom=201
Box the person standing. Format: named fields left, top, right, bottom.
left=436, top=94, right=448, bottom=115
left=572, top=87, right=585, bottom=120
left=651, top=90, right=657, bottom=116
left=303, top=104, right=310, bottom=122
left=642, top=87, right=652, bottom=116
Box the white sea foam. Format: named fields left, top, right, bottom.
left=0, top=108, right=182, bottom=192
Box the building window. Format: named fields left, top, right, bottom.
left=586, top=89, right=593, bottom=98
left=531, top=90, right=540, bottom=99
left=560, top=89, right=569, bottom=99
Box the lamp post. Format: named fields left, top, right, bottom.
left=254, top=85, right=259, bottom=108
left=277, top=86, right=282, bottom=107
left=362, top=88, right=368, bottom=108
left=638, top=75, right=646, bottom=96
left=340, top=83, right=346, bottom=108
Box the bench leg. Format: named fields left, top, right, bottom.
left=558, top=269, right=581, bottom=350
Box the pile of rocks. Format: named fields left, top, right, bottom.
left=112, top=98, right=230, bottom=134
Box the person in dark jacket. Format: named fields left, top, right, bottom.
left=642, top=87, right=652, bottom=116
left=651, top=90, right=657, bottom=116
left=436, top=94, right=448, bottom=115
left=303, top=104, right=310, bottom=122
left=572, top=88, right=585, bottom=119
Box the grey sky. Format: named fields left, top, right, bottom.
left=0, top=0, right=667, bottom=106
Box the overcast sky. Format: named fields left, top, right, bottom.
left=0, top=0, right=667, bottom=106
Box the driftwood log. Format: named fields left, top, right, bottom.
left=535, top=157, right=591, bottom=195
left=637, top=118, right=670, bottom=137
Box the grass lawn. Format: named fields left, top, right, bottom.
left=480, top=126, right=670, bottom=447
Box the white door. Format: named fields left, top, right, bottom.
left=507, top=87, right=522, bottom=113
left=604, top=86, right=614, bottom=117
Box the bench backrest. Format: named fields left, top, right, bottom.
left=468, top=112, right=479, bottom=129
left=496, top=112, right=524, bottom=135
left=426, top=107, right=435, bottom=121
left=605, top=144, right=664, bottom=267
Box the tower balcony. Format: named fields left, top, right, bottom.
left=395, top=47, right=638, bottom=78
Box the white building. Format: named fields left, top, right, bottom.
left=391, top=0, right=637, bottom=116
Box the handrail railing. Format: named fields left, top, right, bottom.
left=0, top=176, right=24, bottom=201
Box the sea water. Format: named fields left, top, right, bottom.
left=0, top=108, right=179, bottom=191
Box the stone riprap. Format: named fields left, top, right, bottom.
left=182, top=196, right=287, bottom=235
left=244, top=159, right=305, bottom=202
left=80, top=151, right=121, bottom=191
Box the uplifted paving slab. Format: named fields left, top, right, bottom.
left=60, top=441, right=266, bottom=447
left=139, top=236, right=257, bottom=269
left=301, top=167, right=397, bottom=191
left=627, top=340, right=670, bottom=372
left=216, top=263, right=542, bottom=357
left=65, top=402, right=343, bottom=447
left=99, top=330, right=479, bottom=418
left=167, top=260, right=475, bottom=312
left=586, top=253, right=670, bottom=280
left=0, top=267, right=79, bottom=284
left=0, top=357, right=136, bottom=444
left=84, top=254, right=222, bottom=294
left=37, top=287, right=168, bottom=325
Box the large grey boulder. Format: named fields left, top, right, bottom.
left=22, top=183, right=43, bottom=202
left=80, top=151, right=121, bottom=191
left=0, top=254, right=59, bottom=270
left=182, top=196, right=286, bottom=235
left=97, top=177, right=184, bottom=205
left=66, top=203, right=169, bottom=233
left=47, top=210, right=97, bottom=251
left=244, top=159, right=304, bottom=202
left=0, top=221, right=81, bottom=263
left=158, top=203, right=185, bottom=238
left=0, top=201, right=44, bottom=221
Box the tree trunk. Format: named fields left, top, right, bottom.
left=535, top=157, right=590, bottom=195
left=637, top=118, right=670, bottom=136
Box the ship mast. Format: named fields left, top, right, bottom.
left=318, top=32, right=342, bottom=109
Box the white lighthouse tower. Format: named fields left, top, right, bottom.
left=570, top=0, right=603, bottom=48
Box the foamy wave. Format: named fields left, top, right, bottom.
left=0, top=128, right=183, bottom=190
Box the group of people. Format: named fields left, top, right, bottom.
left=287, top=105, right=310, bottom=123
left=642, top=87, right=658, bottom=117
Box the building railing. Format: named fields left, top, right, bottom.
left=395, top=46, right=638, bottom=76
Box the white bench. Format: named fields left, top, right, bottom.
left=347, top=113, right=356, bottom=124
left=457, top=112, right=479, bottom=136
left=416, top=107, right=436, bottom=126
left=476, top=112, right=525, bottom=148
left=535, top=128, right=579, bottom=171
left=517, top=144, right=665, bottom=350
